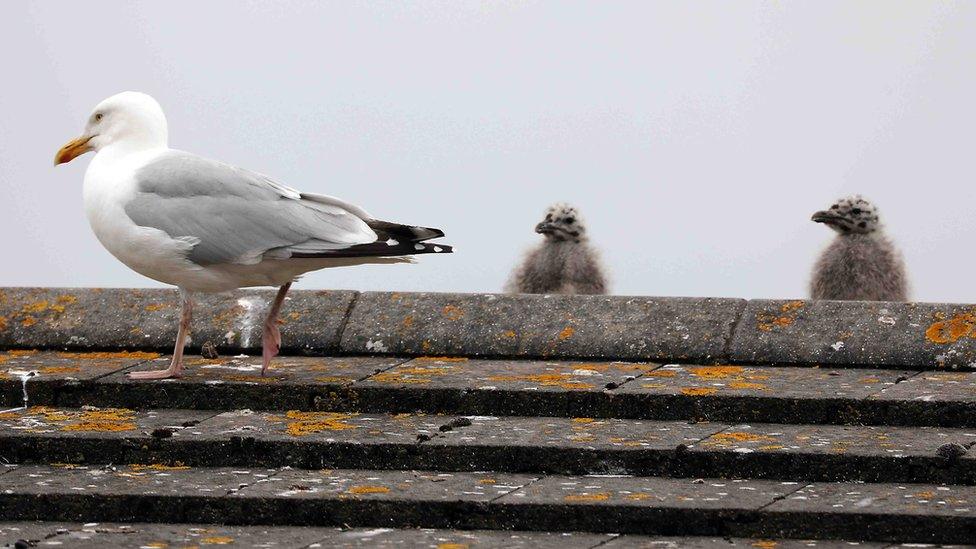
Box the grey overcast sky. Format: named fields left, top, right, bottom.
left=2, top=1, right=974, bottom=301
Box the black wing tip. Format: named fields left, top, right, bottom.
left=367, top=220, right=445, bottom=242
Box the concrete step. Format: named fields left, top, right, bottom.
left=1, top=465, right=974, bottom=544
left=2, top=522, right=924, bottom=549
left=4, top=352, right=976, bottom=427
left=2, top=407, right=974, bottom=485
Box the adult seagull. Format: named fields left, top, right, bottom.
left=55, top=91, right=451, bottom=380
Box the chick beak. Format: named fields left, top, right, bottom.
left=811, top=210, right=841, bottom=224
left=535, top=221, right=556, bottom=235
left=54, top=135, right=94, bottom=166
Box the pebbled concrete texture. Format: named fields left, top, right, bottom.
left=730, top=299, right=976, bottom=370
left=339, top=292, right=745, bottom=362
left=0, top=287, right=356, bottom=355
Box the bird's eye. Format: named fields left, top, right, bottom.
left=852, top=208, right=862, bottom=215
left=545, top=214, right=552, bottom=221
left=94, top=113, right=103, bottom=122
left=564, top=217, right=575, bottom=224
left=831, top=205, right=839, bottom=209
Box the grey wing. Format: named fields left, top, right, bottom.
left=125, top=150, right=377, bottom=266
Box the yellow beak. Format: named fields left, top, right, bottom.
left=54, top=135, right=94, bottom=165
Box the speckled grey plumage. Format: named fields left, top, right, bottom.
left=809, top=195, right=909, bottom=302
left=505, top=203, right=608, bottom=295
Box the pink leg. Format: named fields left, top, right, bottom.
left=262, top=282, right=292, bottom=376
left=128, top=290, right=193, bottom=380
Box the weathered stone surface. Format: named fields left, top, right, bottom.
left=0, top=288, right=357, bottom=355
left=0, top=406, right=214, bottom=438
left=765, top=482, right=976, bottom=543
left=729, top=299, right=976, bottom=370
left=0, top=523, right=616, bottom=548
left=340, top=292, right=745, bottom=362
left=82, top=355, right=406, bottom=410
left=613, top=363, right=920, bottom=425
left=0, top=522, right=336, bottom=548
left=602, top=537, right=891, bottom=548
left=868, top=371, right=976, bottom=429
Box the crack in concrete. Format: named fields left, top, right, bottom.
left=333, top=291, right=361, bottom=353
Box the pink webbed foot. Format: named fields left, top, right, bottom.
left=261, top=320, right=282, bottom=376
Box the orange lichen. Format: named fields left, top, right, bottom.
left=402, top=315, right=414, bottom=328
left=487, top=373, right=595, bottom=390
left=413, top=356, right=468, bottom=363
left=500, top=330, right=517, bottom=339
left=21, top=301, right=49, bottom=314
left=644, top=370, right=677, bottom=378
left=680, top=387, right=717, bottom=396
left=347, top=485, right=390, bottom=494
left=757, top=301, right=805, bottom=332
left=688, top=366, right=744, bottom=380
left=624, top=493, right=655, bottom=501
left=0, top=316, right=7, bottom=331
left=144, top=304, right=168, bottom=312
left=442, top=305, right=464, bottom=321
left=129, top=463, right=190, bottom=471
left=315, top=376, right=349, bottom=384
left=708, top=432, right=774, bottom=444
left=201, top=537, right=235, bottom=545
left=57, top=408, right=137, bottom=432
left=564, top=492, right=611, bottom=502
left=56, top=351, right=161, bottom=360
left=729, top=381, right=766, bottom=391
left=752, top=541, right=778, bottom=549
left=572, top=417, right=596, bottom=423
left=224, top=375, right=276, bottom=384
left=21, top=316, right=36, bottom=327
left=478, top=478, right=497, bottom=484
left=40, top=366, right=81, bottom=374
left=57, top=295, right=77, bottom=305
left=437, top=544, right=469, bottom=549
left=7, top=350, right=38, bottom=357
left=558, top=326, right=575, bottom=340
left=925, top=312, right=976, bottom=344
left=281, top=411, right=358, bottom=436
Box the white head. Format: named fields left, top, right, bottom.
left=55, top=91, right=168, bottom=165
left=811, top=194, right=881, bottom=235
left=535, top=202, right=587, bottom=242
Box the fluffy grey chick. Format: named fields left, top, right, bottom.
left=505, top=203, right=608, bottom=295
left=809, top=195, right=908, bottom=301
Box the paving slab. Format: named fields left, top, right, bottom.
left=0, top=350, right=156, bottom=408
left=340, top=292, right=744, bottom=362
left=0, top=287, right=357, bottom=355
left=765, top=482, right=976, bottom=544
left=351, top=357, right=657, bottom=417
left=691, top=423, right=976, bottom=483
left=603, top=537, right=892, bottom=548
left=868, top=371, right=976, bottom=427
left=78, top=355, right=406, bottom=410
left=729, top=300, right=976, bottom=370
left=0, top=521, right=336, bottom=548
left=612, top=364, right=919, bottom=425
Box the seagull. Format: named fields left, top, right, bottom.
left=504, top=203, right=608, bottom=295
left=55, top=91, right=452, bottom=380
left=809, top=194, right=908, bottom=301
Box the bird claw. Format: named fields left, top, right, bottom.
left=261, top=323, right=281, bottom=376
left=127, top=366, right=182, bottom=380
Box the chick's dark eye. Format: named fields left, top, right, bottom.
left=564, top=217, right=575, bottom=224
left=852, top=208, right=862, bottom=215
left=545, top=214, right=552, bottom=221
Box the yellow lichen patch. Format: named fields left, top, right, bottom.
left=688, top=366, right=744, bottom=380
left=680, top=387, right=717, bottom=396
left=21, top=301, right=50, bottom=314
left=129, top=463, right=190, bottom=471
left=57, top=295, right=78, bottom=305
left=709, top=431, right=774, bottom=444
left=624, top=492, right=655, bottom=501
left=925, top=312, right=976, bottom=344
left=914, top=490, right=936, bottom=499
left=0, top=316, right=7, bottom=331
left=59, top=408, right=137, bottom=432
left=564, top=492, right=611, bottom=502
left=315, top=376, right=349, bottom=384
left=372, top=363, right=460, bottom=385
left=752, top=541, right=778, bottom=549
left=144, top=303, right=168, bottom=312
left=572, top=417, right=596, bottom=424
left=758, top=444, right=785, bottom=451
left=487, top=373, right=595, bottom=390
left=7, top=350, right=38, bottom=357
left=570, top=434, right=596, bottom=442
left=558, top=326, right=575, bottom=340
left=143, top=543, right=168, bottom=549
left=640, top=383, right=665, bottom=389
left=21, top=316, right=36, bottom=327
left=500, top=330, right=517, bottom=339
left=56, top=351, right=161, bottom=360
left=644, top=370, right=677, bottom=378
left=40, top=366, right=81, bottom=374
left=201, top=536, right=234, bottom=545
left=413, top=356, right=468, bottom=363
left=347, top=485, right=390, bottom=494
left=437, top=544, right=469, bottom=549
left=442, top=305, right=464, bottom=321
left=63, top=420, right=137, bottom=432
left=757, top=301, right=805, bottom=332
left=402, top=315, right=414, bottom=328
left=729, top=381, right=766, bottom=391
left=478, top=478, right=497, bottom=484
left=281, top=411, right=358, bottom=436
